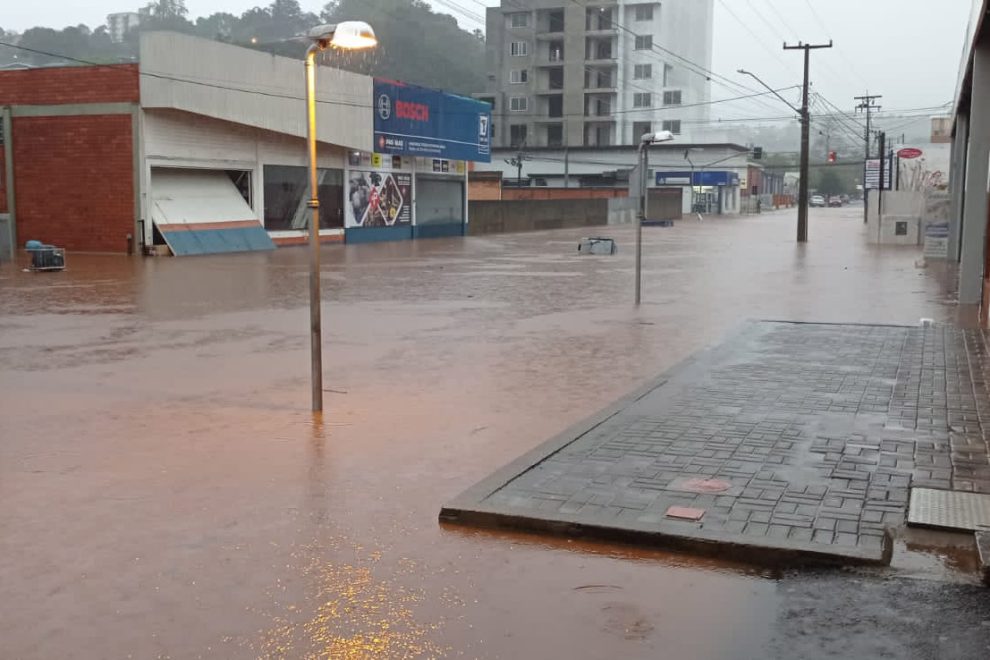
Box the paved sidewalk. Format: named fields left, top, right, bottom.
left=442, top=322, right=990, bottom=566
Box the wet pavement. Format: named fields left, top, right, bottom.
left=1, top=207, right=988, bottom=658
left=443, top=321, right=990, bottom=566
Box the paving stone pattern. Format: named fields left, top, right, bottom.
left=473, top=323, right=990, bottom=560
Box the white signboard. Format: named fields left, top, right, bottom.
left=864, top=158, right=894, bottom=190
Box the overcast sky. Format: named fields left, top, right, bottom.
left=2, top=0, right=972, bottom=120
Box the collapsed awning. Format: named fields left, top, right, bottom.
left=150, top=168, right=275, bottom=256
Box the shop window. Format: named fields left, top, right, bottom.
left=263, top=165, right=343, bottom=230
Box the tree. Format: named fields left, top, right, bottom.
left=196, top=13, right=238, bottom=40
left=140, top=0, right=193, bottom=33
left=320, top=0, right=485, bottom=94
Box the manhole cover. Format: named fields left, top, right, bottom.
left=677, top=478, right=733, bottom=494
left=907, top=488, right=990, bottom=531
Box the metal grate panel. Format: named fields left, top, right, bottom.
left=907, top=488, right=990, bottom=531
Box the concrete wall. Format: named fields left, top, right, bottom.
left=139, top=32, right=373, bottom=153
left=607, top=196, right=637, bottom=224
left=503, top=187, right=627, bottom=200
left=959, top=35, right=990, bottom=304
left=468, top=198, right=608, bottom=235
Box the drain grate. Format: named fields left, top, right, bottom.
left=907, top=488, right=990, bottom=532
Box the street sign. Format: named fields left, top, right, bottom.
left=897, top=147, right=923, bottom=159
left=864, top=157, right=893, bottom=190
left=373, top=79, right=491, bottom=163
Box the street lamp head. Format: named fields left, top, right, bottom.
left=307, top=21, right=377, bottom=50
left=737, top=68, right=750, bottom=75
left=641, top=130, right=675, bottom=144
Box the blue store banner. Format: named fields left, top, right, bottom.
left=373, top=79, right=491, bottom=163
left=656, top=171, right=740, bottom=186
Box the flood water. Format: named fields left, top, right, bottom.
left=0, top=208, right=978, bottom=658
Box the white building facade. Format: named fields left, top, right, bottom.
left=480, top=0, right=713, bottom=149
left=107, top=12, right=141, bottom=43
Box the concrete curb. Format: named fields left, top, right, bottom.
left=439, top=503, right=894, bottom=568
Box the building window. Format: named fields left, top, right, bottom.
left=549, top=41, right=564, bottom=61
left=510, top=13, right=529, bottom=28
left=663, top=90, right=682, bottom=106
left=663, top=63, right=674, bottom=86
left=546, top=9, right=565, bottom=32
left=633, top=122, right=652, bottom=140
left=634, top=35, right=652, bottom=50
left=510, top=96, right=529, bottom=111
left=510, top=124, right=528, bottom=146
left=633, top=92, right=652, bottom=108
left=587, top=7, right=614, bottom=30
left=511, top=41, right=529, bottom=56
left=634, top=5, right=654, bottom=21
left=510, top=69, right=529, bottom=84
left=546, top=123, right=563, bottom=147
left=633, top=63, right=652, bottom=80
left=662, top=120, right=681, bottom=135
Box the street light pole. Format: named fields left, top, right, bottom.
left=636, top=141, right=647, bottom=305
left=635, top=131, right=674, bottom=305
left=305, top=44, right=323, bottom=413
left=303, top=21, right=377, bottom=413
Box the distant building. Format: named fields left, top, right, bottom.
left=478, top=0, right=714, bottom=148
left=107, top=12, right=141, bottom=43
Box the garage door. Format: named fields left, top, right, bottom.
left=416, top=178, right=464, bottom=225
left=151, top=168, right=275, bottom=256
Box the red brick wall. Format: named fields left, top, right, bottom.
left=13, top=115, right=134, bottom=252
left=0, top=64, right=139, bottom=105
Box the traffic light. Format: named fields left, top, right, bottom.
left=828, top=150, right=837, bottom=163
left=752, top=146, right=763, bottom=160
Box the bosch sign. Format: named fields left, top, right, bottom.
left=396, top=100, right=429, bottom=122
left=373, top=78, right=491, bottom=163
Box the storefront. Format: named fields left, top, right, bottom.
left=0, top=32, right=490, bottom=257
left=655, top=170, right=741, bottom=215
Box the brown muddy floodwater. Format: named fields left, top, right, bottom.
left=0, top=208, right=975, bottom=658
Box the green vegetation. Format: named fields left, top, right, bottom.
left=1, top=0, right=486, bottom=95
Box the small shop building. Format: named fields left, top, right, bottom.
left=0, top=31, right=491, bottom=257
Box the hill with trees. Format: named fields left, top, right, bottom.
left=0, top=0, right=486, bottom=95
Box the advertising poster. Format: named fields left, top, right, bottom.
left=347, top=170, right=412, bottom=228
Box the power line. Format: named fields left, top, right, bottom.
left=718, top=0, right=795, bottom=75
left=799, top=0, right=868, bottom=87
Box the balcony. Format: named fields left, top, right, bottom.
left=584, top=75, right=616, bottom=92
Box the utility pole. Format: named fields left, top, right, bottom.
left=784, top=40, right=833, bottom=243
left=563, top=146, right=570, bottom=188
left=855, top=93, right=882, bottom=221
left=877, top=131, right=886, bottom=238
left=504, top=146, right=527, bottom=188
